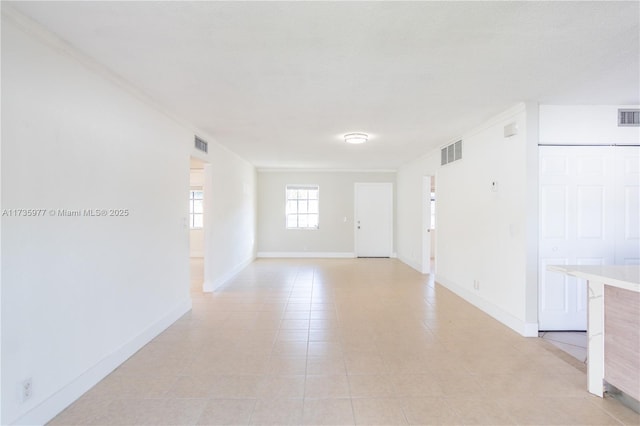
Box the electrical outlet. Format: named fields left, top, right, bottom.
left=20, top=378, right=33, bottom=402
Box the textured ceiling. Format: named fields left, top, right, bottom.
left=6, top=1, right=639, bottom=169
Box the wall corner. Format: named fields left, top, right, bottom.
left=524, top=102, right=540, bottom=326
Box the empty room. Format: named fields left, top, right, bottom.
left=2, top=1, right=639, bottom=425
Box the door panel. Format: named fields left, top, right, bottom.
left=617, top=147, right=640, bottom=264
left=539, top=257, right=569, bottom=312
left=539, top=146, right=614, bottom=330
left=539, top=146, right=640, bottom=330
left=355, top=183, right=393, bottom=257
left=540, top=185, right=568, bottom=239
left=624, top=187, right=639, bottom=240
left=576, top=186, right=604, bottom=239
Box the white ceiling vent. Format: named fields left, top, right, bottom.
left=441, top=140, right=462, bottom=166
left=195, top=136, right=208, bottom=153
left=618, top=109, right=640, bottom=127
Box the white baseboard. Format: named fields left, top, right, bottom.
left=257, top=252, right=355, bottom=259
left=203, top=255, right=255, bottom=292
left=13, top=298, right=192, bottom=426
left=398, top=255, right=423, bottom=274
left=436, top=274, right=538, bottom=337
left=522, top=322, right=540, bottom=337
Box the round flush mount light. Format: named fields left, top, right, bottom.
left=344, top=132, right=368, bottom=145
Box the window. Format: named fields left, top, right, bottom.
left=286, top=185, right=319, bottom=229
left=189, top=189, right=203, bottom=229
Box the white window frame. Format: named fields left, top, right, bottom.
left=189, top=188, right=203, bottom=229
left=285, top=184, right=319, bottom=230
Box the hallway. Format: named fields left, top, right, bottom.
left=50, top=259, right=637, bottom=425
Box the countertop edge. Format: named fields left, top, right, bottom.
left=547, top=265, right=640, bottom=293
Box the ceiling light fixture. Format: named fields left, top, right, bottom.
left=344, top=132, right=368, bottom=145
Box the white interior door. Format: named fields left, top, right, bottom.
left=355, top=183, right=393, bottom=257
left=538, top=146, right=640, bottom=330
left=421, top=176, right=433, bottom=273
left=539, top=146, right=614, bottom=330
left=614, top=146, right=640, bottom=265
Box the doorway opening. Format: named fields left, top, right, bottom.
left=422, top=176, right=436, bottom=274
left=189, top=157, right=207, bottom=294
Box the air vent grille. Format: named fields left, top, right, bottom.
left=195, top=136, right=208, bottom=153
left=619, top=109, right=640, bottom=127
left=441, top=140, right=462, bottom=165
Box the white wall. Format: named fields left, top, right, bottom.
left=397, top=103, right=539, bottom=337
left=190, top=229, right=205, bottom=257
left=1, top=14, right=189, bottom=424
left=436, top=104, right=539, bottom=336
left=202, top=150, right=257, bottom=291
left=396, top=152, right=439, bottom=272
left=1, top=9, right=256, bottom=424
left=189, top=168, right=205, bottom=187
left=540, top=105, right=640, bottom=145
left=257, top=171, right=396, bottom=257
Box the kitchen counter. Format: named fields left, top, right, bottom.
left=547, top=265, right=640, bottom=400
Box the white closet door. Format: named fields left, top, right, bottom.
left=614, top=146, right=640, bottom=265
left=539, top=146, right=615, bottom=330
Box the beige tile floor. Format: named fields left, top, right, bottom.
left=539, top=332, right=588, bottom=364
left=49, top=258, right=639, bottom=425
